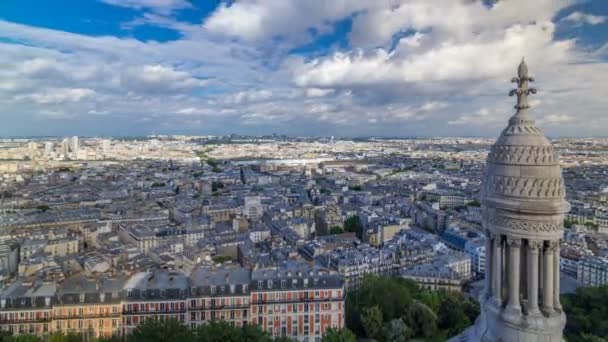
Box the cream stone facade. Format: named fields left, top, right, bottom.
left=453, top=60, right=569, bottom=342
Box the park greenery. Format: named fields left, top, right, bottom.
left=343, top=216, right=363, bottom=239
left=0, top=320, right=355, bottom=342
left=562, top=284, right=608, bottom=342
left=329, top=226, right=345, bottom=235
left=345, top=275, right=479, bottom=341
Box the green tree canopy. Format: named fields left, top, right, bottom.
left=128, top=318, right=193, bottom=342
left=343, top=216, right=363, bottom=239
left=322, top=327, right=356, bottom=342
left=383, top=318, right=411, bottom=342
left=562, top=285, right=608, bottom=342
left=404, top=301, right=437, bottom=338
left=361, top=305, right=384, bottom=339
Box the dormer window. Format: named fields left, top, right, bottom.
left=100, top=293, right=105, bottom=303
left=210, top=286, right=216, bottom=295
left=79, top=294, right=85, bottom=303
left=267, top=280, right=273, bottom=289
left=230, top=285, right=235, bottom=294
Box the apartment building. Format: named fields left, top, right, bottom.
left=120, top=270, right=189, bottom=335
left=0, top=266, right=344, bottom=341
left=53, top=276, right=124, bottom=338
left=250, top=265, right=344, bottom=342
left=0, top=281, right=55, bottom=336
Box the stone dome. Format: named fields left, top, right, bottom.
left=481, top=59, right=569, bottom=240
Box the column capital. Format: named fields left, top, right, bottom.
left=506, top=237, right=522, bottom=248
left=528, top=240, right=542, bottom=251
left=545, top=240, right=559, bottom=252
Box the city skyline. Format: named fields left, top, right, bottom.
left=1, top=0, right=607, bottom=137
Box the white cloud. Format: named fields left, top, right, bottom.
left=304, top=88, right=335, bottom=98
left=99, top=0, right=192, bottom=14
left=294, top=22, right=573, bottom=88
left=14, top=88, right=95, bottom=104
left=562, top=12, right=606, bottom=26
left=538, top=114, right=575, bottom=125
left=203, top=0, right=372, bottom=44
left=0, top=1, right=607, bottom=137
left=448, top=108, right=504, bottom=126
left=121, top=64, right=206, bottom=93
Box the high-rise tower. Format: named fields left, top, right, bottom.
left=454, top=60, right=569, bottom=341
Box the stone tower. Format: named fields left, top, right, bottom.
left=454, top=60, right=569, bottom=341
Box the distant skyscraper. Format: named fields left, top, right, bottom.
left=44, top=142, right=54, bottom=156
left=71, top=136, right=79, bottom=153
left=453, top=60, right=569, bottom=341
left=61, top=138, right=70, bottom=156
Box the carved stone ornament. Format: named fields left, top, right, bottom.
left=485, top=175, right=564, bottom=199
left=528, top=240, right=543, bottom=250
left=488, top=145, right=556, bottom=165
left=506, top=237, right=522, bottom=248
left=483, top=213, right=562, bottom=233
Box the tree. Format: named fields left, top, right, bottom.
left=241, top=323, right=273, bottom=342
left=8, top=336, right=42, bottom=342
left=361, top=305, right=383, bottom=339
left=562, top=285, right=608, bottom=342
left=36, top=205, right=50, bottom=212
left=48, top=333, right=84, bottom=342
left=128, top=318, right=193, bottom=342
left=322, top=328, right=356, bottom=342
left=343, top=216, right=363, bottom=239
left=437, top=291, right=472, bottom=336
left=383, top=318, right=411, bottom=342
left=404, top=301, right=437, bottom=338
left=329, top=226, right=344, bottom=235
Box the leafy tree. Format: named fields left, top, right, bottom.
left=242, top=323, right=273, bottom=342
left=36, top=205, right=50, bottom=212
left=343, top=216, right=363, bottom=239
left=8, top=336, right=42, bottom=342
left=0, top=331, right=12, bottom=342
left=562, top=285, right=608, bottom=342
left=361, top=305, right=383, bottom=339
left=437, top=291, right=472, bottom=336
left=48, top=333, right=84, bottom=342
left=404, top=301, right=437, bottom=338
left=322, top=328, right=356, bottom=342
left=383, top=318, right=411, bottom=342
left=128, top=318, right=193, bottom=342
left=329, top=226, right=344, bottom=235
left=272, top=337, right=292, bottom=342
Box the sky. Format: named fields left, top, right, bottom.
left=0, top=0, right=607, bottom=138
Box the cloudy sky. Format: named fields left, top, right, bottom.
left=0, top=0, right=606, bottom=137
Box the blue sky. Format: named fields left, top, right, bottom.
left=0, top=0, right=607, bottom=137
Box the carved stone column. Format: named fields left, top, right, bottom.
left=492, top=234, right=503, bottom=306
left=542, top=241, right=556, bottom=314
left=485, top=231, right=493, bottom=299
left=505, top=237, right=522, bottom=315
left=527, top=240, right=542, bottom=315
left=553, top=240, right=562, bottom=311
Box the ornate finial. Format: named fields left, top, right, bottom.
left=509, top=58, right=536, bottom=111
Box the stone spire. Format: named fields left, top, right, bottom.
left=451, top=60, right=569, bottom=342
